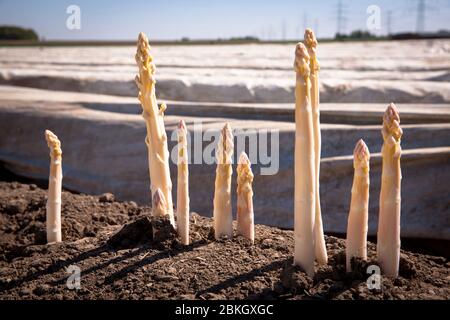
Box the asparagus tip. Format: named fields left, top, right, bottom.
left=216, top=123, right=234, bottom=164
left=45, top=129, right=60, bottom=146
left=138, top=32, right=148, bottom=44
left=304, top=28, right=318, bottom=48
left=223, top=122, right=231, bottom=133
left=385, top=102, right=399, bottom=121
left=383, top=102, right=403, bottom=140
left=153, top=188, right=166, bottom=208
left=178, top=119, right=186, bottom=131
left=136, top=32, right=149, bottom=56
left=294, top=42, right=310, bottom=75
left=221, top=123, right=233, bottom=149
left=237, top=151, right=254, bottom=193
left=238, top=151, right=251, bottom=166
left=45, top=129, right=62, bottom=158
left=354, top=139, right=370, bottom=162
left=45, top=129, right=56, bottom=139
left=295, top=42, right=310, bottom=61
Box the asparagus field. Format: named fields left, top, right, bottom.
left=1, top=40, right=449, bottom=103
left=0, top=36, right=449, bottom=301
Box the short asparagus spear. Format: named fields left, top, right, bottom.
left=152, top=188, right=167, bottom=218
left=304, top=28, right=328, bottom=265
left=236, top=152, right=254, bottom=243
left=177, top=120, right=190, bottom=245
left=293, top=42, right=316, bottom=277
left=45, top=130, right=62, bottom=243
left=213, top=123, right=234, bottom=239
left=377, top=103, right=403, bottom=277
left=135, top=32, right=174, bottom=226
left=346, top=139, right=370, bottom=271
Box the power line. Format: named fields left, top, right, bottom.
left=314, top=19, right=319, bottom=37
left=416, top=0, right=425, bottom=32
left=415, top=0, right=440, bottom=33
left=281, top=20, right=287, bottom=40
left=335, top=0, right=348, bottom=35
left=268, top=25, right=276, bottom=41
left=337, top=0, right=343, bottom=34
left=303, top=12, right=308, bottom=31
left=387, top=10, right=392, bottom=35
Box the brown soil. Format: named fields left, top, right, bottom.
left=0, top=181, right=448, bottom=300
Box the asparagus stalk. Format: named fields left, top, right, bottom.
left=346, top=139, right=370, bottom=271
left=177, top=120, right=190, bottom=245
left=293, top=43, right=316, bottom=277
left=152, top=188, right=167, bottom=218
left=236, top=152, right=254, bottom=243
left=377, top=103, right=403, bottom=277
left=45, top=130, right=62, bottom=243
left=304, top=28, right=328, bottom=265
left=213, top=123, right=234, bottom=239
left=135, top=32, right=174, bottom=226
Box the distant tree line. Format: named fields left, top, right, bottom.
left=0, top=26, right=39, bottom=41
left=181, top=36, right=259, bottom=43
left=335, top=30, right=378, bottom=40
left=390, top=30, right=450, bottom=40
left=335, top=29, right=450, bottom=41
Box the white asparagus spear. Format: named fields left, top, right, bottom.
left=293, top=43, right=316, bottom=277
left=177, top=120, right=190, bottom=245
left=152, top=188, right=167, bottom=218
left=304, top=28, right=328, bottom=265
left=377, top=103, right=403, bottom=277
left=213, top=123, right=234, bottom=239
left=45, top=130, right=62, bottom=243
left=346, top=139, right=370, bottom=271
left=135, top=32, right=174, bottom=226
left=236, top=152, right=254, bottom=243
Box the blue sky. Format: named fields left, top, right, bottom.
left=0, top=0, right=449, bottom=40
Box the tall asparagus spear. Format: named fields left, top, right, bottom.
left=346, top=139, right=370, bottom=271
left=293, top=43, right=316, bottom=277
left=304, top=28, right=328, bottom=265
left=45, top=130, right=62, bottom=243
left=135, top=32, right=174, bottom=226
left=213, top=123, right=234, bottom=239
left=377, top=103, right=403, bottom=277
left=236, top=152, right=254, bottom=243
left=177, top=120, right=190, bottom=245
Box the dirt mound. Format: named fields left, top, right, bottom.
left=0, top=181, right=449, bottom=300
left=107, top=216, right=176, bottom=249
left=0, top=182, right=143, bottom=246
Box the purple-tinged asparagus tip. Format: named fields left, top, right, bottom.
left=152, top=188, right=166, bottom=208
left=178, top=119, right=186, bottom=131
left=384, top=102, right=400, bottom=122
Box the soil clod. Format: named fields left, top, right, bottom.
left=99, top=193, right=115, bottom=203
left=107, top=215, right=176, bottom=249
